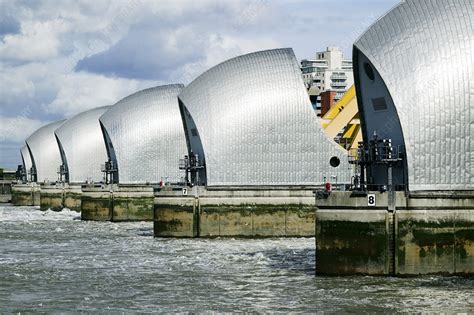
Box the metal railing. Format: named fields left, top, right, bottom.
left=330, top=74, right=347, bottom=80
left=330, top=81, right=348, bottom=87
left=349, top=142, right=405, bottom=164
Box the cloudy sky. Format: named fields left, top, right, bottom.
left=0, top=0, right=399, bottom=169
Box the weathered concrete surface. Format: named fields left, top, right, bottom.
left=81, top=186, right=112, bottom=221
left=81, top=185, right=154, bottom=221
left=63, top=185, right=82, bottom=212
left=199, top=205, right=315, bottom=237
left=0, top=194, right=11, bottom=203
left=154, top=198, right=197, bottom=237
left=12, top=184, right=40, bottom=206
left=39, top=184, right=82, bottom=212
left=0, top=181, right=12, bottom=201
left=316, top=209, right=389, bottom=275
left=315, top=191, right=474, bottom=276
left=40, top=185, right=63, bottom=211
left=112, top=186, right=154, bottom=221
left=396, top=210, right=474, bottom=276
left=153, top=187, right=317, bottom=238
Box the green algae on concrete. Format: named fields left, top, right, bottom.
left=152, top=185, right=318, bottom=238
left=110, top=185, right=154, bottom=221
left=154, top=204, right=197, bottom=237
left=12, top=184, right=40, bottom=206
left=285, top=206, right=316, bottom=236
left=64, top=191, right=81, bottom=212
left=154, top=198, right=317, bottom=238
left=113, top=196, right=154, bottom=221
left=40, top=188, right=63, bottom=211
left=39, top=185, right=82, bottom=212
left=315, top=209, right=389, bottom=276
left=315, top=191, right=474, bottom=276
left=81, top=185, right=154, bottom=222
left=81, top=195, right=112, bottom=221
left=81, top=188, right=112, bottom=221
left=200, top=206, right=253, bottom=237
left=396, top=210, right=474, bottom=276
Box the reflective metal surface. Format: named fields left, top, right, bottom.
left=354, top=0, right=473, bottom=190
left=179, top=48, right=350, bottom=186
left=99, top=84, right=187, bottom=184
left=20, top=145, right=32, bottom=181
left=25, top=120, right=66, bottom=183
left=55, top=106, right=110, bottom=184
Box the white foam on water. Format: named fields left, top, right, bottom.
left=0, top=205, right=80, bottom=222
left=0, top=205, right=473, bottom=313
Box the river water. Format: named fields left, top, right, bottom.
left=0, top=205, right=472, bottom=313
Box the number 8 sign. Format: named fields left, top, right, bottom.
left=367, top=193, right=376, bottom=207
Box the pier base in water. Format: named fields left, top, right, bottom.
left=315, top=191, right=474, bottom=276
left=39, top=184, right=82, bottom=211
left=154, top=187, right=316, bottom=238
left=81, top=185, right=154, bottom=221
left=12, top=183, right=40, bottom=206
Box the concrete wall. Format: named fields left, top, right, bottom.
left=0, top=194, right=11, bottom=203
left=81, top=185, right=154, bottom=221
left=154, top=187, right=317, bottom=238
left=12, top=184, right=40, bottom=206
left=112, top=186, right=154, bottom=221
left=154, top=196, right=197, bottom=237
left=397, top=209, right=474, bottom=276
left=316, top=209, right=390, bottom=275
left=81, top=187, right=112, bottom=221
left=40, top=185, right=63, bottom=211
left=39, top=184, right=82, bottom=212
left=315, top=191, right=474, bottom=276
left=64, top=186, right=82, bottom=211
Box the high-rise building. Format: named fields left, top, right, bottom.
left=301, top=47, right=353, bottom=115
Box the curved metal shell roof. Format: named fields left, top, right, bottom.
left=99, top=84, right=187, bottom=184
left=354, top=0, right=473, bottom=190
left=20, top=145, right=32, bottom=180
left=179, top=48, right=350, bottom=186
left=55, top=106, right=110, bottom=184
left=25, top=120, right=66, bottom=183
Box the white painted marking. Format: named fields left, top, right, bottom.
left=368, top=193, right=376, bottom=207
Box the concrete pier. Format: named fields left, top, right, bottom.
left=315, top=191, right=474, bottom=276
left=81, top=185, right=154, bottom=221
left=154, top=187, right=317, bottom=238
left=12, top=183, right=41, bottom=206
left=0, top=180, right=12, bottom=203
left=63, top=185, right=82, bottom=211
left=0, top=195, right=11, bottom=203
left=40, top=184, right=64, bottom=211
left=39, top=184, right=82, bottom=211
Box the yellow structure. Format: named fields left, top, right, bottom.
left=321, top=85, right=362, bottom=152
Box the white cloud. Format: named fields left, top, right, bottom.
left=0, top=0, right=397, bottom=120
left=0, top=62, right=58, bottom=120
left=0, top=71, right=35, bottom=108
left=45, top=71, right=158, bottom=117
left=171, top=33, right=280, bottom=83
left=0, top=0, right=399, bottom=169
left=0, top=19, right=67, bottom=61
left=0, top=116, right=45, bottom=143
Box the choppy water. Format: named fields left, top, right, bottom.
left=0, top=205, right=472, bottom=313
